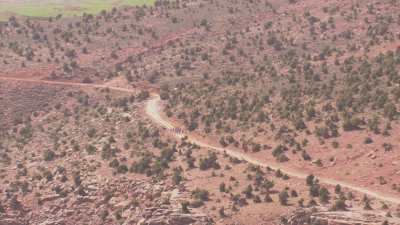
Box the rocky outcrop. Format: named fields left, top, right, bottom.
left=1, top=177, right=214, bottom=225
left=137, top=208, right=212, bottom=225
left=283, top=207, right=398, bottom=225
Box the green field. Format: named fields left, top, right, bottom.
left=0, top=0, right=155, bottom=21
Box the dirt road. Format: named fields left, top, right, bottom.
left=145, top=95, right=400, bottom=205
left=1, top=75, right=400, bottom=205
left=0, top=76, right=136, bottom=93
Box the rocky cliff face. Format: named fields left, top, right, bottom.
left=283, top=207, right=398, bottom=225
left=137, top=207, right=212, bottom=225
left=0, top=177, right=214, bottom=225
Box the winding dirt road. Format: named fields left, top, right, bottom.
left=146, top=95, right=400, bottom=205
left=0, top=76, right=136, bottom=93
left=1, top=75, right=400, bottom=205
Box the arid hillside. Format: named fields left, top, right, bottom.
left=1, top=0, right=400, bottom=224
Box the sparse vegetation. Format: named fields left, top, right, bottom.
left=1, top=0, right=399, bottom=224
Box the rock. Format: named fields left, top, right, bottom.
left=40, top=195, right=60, bottom=203
left=74, top=196, right=96, bottom=205
left=0, top=219, right=21, bottom=225
left=138, top=208, right=212, bottom=225
left=367, top=151, right=377, bottom=159
left=39, top=219, right=65, bottom=225
left=169, top=213, right=197, bottom=224
left=282, top=207, right=396, bottom=225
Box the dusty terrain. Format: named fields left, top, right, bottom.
left=1, top=0, right=400, bottom=224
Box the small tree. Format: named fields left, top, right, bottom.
left=265, top=194, right=273, bottom=203
left=181, top=201, right=190, bottom=213
left=219, top=207, right=225, bottom=217
left=309, top=184, right=320, bottom=197
left=306, top=174, right=315, bottom=186
left=331, top=199, right=347, bottom=211
left=363, top=195, right=373, bottom=210
left=298, top=198, right=304, bottom=207
left=43, top=150, right=56, bottom=161
left=219, top=182, right=226, bottom=192
left=243, top=185, right=253, bottom=199
left=319, top=187, right=330, bottom=204
left=192, top=188, right=209, bottom=201
left=335, top=184, right=342, bottom=194
left=279, top=190, right=289, bottom=205
left=172, top=168, right=183, bottom=185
